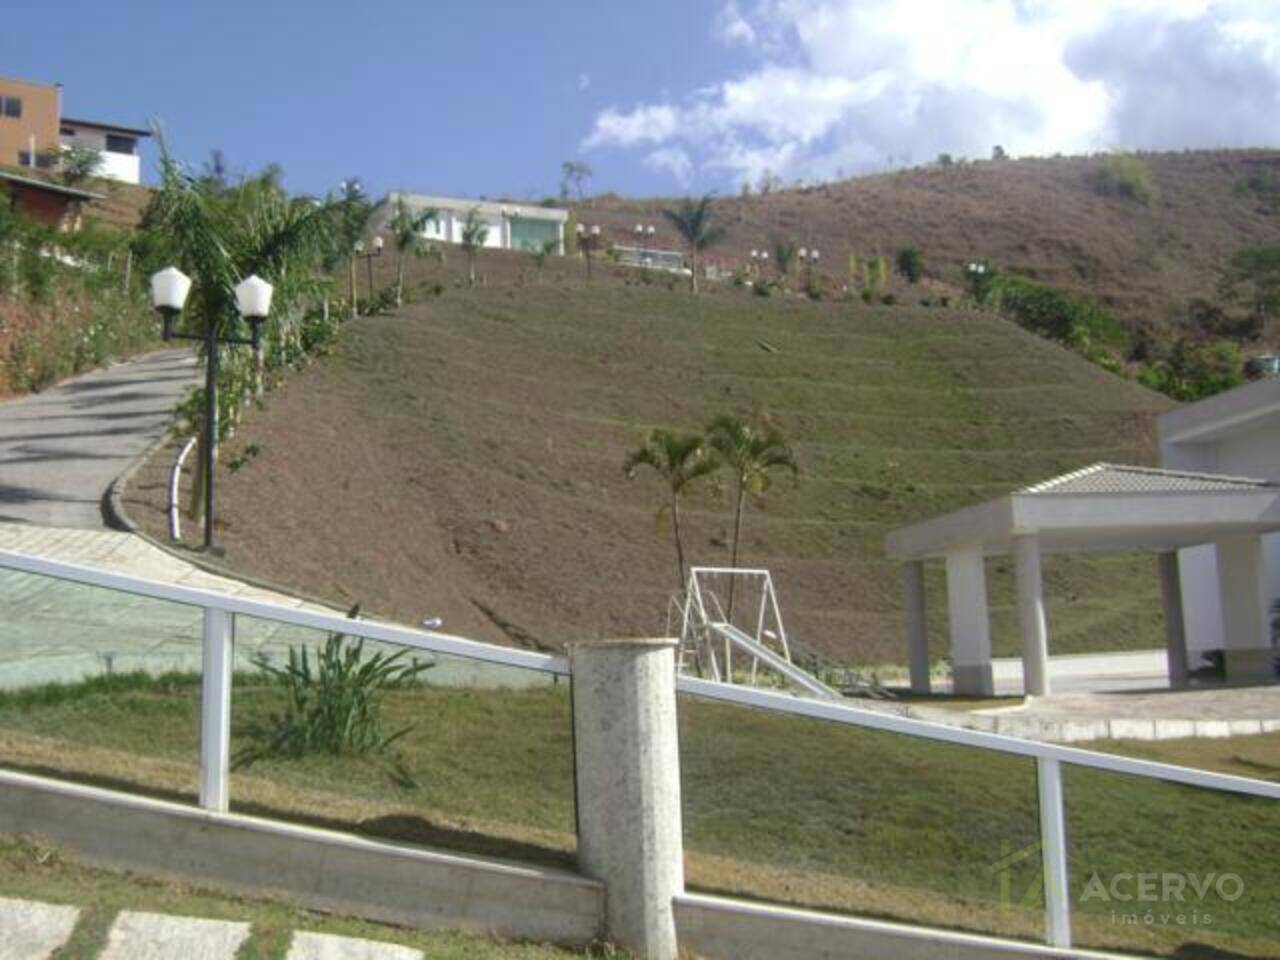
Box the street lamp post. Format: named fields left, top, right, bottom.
left=151, top=268, right=274, bottom=551
left=802, top=247, right=821, bottom=289
left=966, top=261, right=989, bottom=301
left=354, top=236, right=383, bottom=310
left=578, top=223, right=601, bottom=281
left=634, top=224, right=656, bottom=267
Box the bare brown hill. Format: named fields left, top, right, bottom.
left=573, top=150, right=1280, bottom=338
left=125, top=250, right=1172, bottom=668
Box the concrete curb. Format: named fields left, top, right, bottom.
left=104, top=432, right=350, bottom=616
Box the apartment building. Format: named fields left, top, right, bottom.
left=0, top=75, right=148, bottom=184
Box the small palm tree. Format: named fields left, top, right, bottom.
left=773, top=239, right=799, bottom=278
left=460, top=207, right=489, bottom=286
left=388, top=197, right=439, bottom=306
left=706, top=413, right=798, bottom=616
left=624, top=429, right=720, bottom=592
left=662, top=194, right=726, bottom=294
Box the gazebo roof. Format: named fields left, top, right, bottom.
left=1018, top=463, right=1276, bottom=496
left=887, top=462, right=1280, bottom=560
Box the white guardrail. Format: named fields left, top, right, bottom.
left=2, top=549, right=1278, bottom=952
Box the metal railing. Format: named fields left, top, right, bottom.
left=675, top=674, right=1280, bottom=949
left=0, top=549, right=569, bottom=814
left=3, top=548, right=1278, bottom=951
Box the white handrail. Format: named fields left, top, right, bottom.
left=675, top=674, right=1280, bottom=800
left=0, top=549, right=569, bottom=677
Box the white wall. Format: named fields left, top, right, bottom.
left=1163, top=418, right=1280, bottom=658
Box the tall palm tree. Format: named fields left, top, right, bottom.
left=388, top=197, right=439, bottom=306
left=624, top=429, right=720, bottom=592
left=460, top=207, right=489, bottom=286
left=705, top=413, right=798, bottom=617
left=772, top=238, right=799, bottom=278
left=662, top=194, right=725, bottom=294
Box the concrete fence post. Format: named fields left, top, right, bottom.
left=570, top=638, right=684, bottom=960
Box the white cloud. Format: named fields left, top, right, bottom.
left=645, top=147, right=694, bottom=186
left=714, top=2, right=757, bottom=46
left=582, top=0, right=1280, bottom=187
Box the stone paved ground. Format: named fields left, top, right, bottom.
left=0, top=897, right=425, bottom=959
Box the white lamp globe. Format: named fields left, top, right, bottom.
left=373, top=236, right=384, bottom=252
left=150, top=267, right=191, bottom=312
left=591, top=225, right=601, bottom=236
left=812, top=249, right=820, bottom=261
left=234, top=275, right=274, bottom=320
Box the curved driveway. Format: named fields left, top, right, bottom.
left=0, top=349, right=198, bottom=528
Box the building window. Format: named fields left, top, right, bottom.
left=1, top=96, right=21, bottom=119
left=105, top=134, right=136, bottom=155
left=60, top=125, right=77, bottom=136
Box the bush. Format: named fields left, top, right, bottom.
left=1138, top=338, right=1244, bottom=402
left=896, top=246, right=923, bottom=283
left=235, top=608, right=433, bottom=770
left=1091, top=155, right=1155, bottom=205
left=987, top=275, right=1129, bottom=353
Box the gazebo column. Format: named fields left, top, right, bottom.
left=1013, top=533, right=1051, bottom=697
left=945, top=542, right=994, bottom=696
left=1215, top=535, right=1276, bottom=684
left=1158, top=552, right=1190, bottom=688
left=903, top=561, right=930, bottom=694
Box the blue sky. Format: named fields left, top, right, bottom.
left=5, top=1, right=1279, bottom=200
left=1, top=1, right=748, bottom=199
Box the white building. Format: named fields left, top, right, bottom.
left=58, top=117, right=148, bottom=185
left=1160, top=377, right=1280, bottom=670
left=375, top=193, right=568, bottom=255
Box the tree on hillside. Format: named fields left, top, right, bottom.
left=388, top=197, right=440, bottom=306
left=624, top=429, right=720, bottom=592
left=896, top=246, right=923, bottom=283
left=337, top=178, right=372, bottom=317
left=560, top=160, right=593, bottom=201
left=146, top=137, right=342, bottom=525
left=1224, top=245, right=1280, bottom=329
left=58, top=146, right=103, bottom=186
left=772, top=239, right=799, bottom=278
left=705, top=412, right=797, bottom=617
left=663, top=194, right=726, bottom=294
left=460, top=207, right=489, bottom=286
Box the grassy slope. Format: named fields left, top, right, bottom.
left=127, top=249, right=1170, bottom=665
left=578, top=149, right=1280, bottom=338
left=0, top=674, right=1275, bottom=958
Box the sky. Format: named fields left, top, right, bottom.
left=4, top=0, right=1279, bottom=200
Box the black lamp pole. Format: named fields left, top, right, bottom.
left=160, top=311, right=262, bottom=551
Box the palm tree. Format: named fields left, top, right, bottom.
left=705, top=413, right=798, bottom=617
left=662, top=194, right=726, bottom=294
left=772, top=239, right=799, bottom=278
left=460, top=207, right=489, bottom=286
left=388, top=197, right=439, bottom=306
left=624, top=429, right=720, bottom=592
left=337, top=178, right=371, bottom=317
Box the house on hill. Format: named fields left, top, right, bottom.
left=373, top=193, right=568, bottom=254
left=0, top=75, right=149, bottom=184
left=0, top=169, right=103, bottom=231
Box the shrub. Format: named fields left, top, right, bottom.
left=235, top=608, right=433, bottom=769
left=987, top=275, right=1129, bottom=353
left=895, top=246, right=923, bottom=283
left=1138, top=338, right=1244, bottom=402
left=1091, top=155, right=1155, bottom=205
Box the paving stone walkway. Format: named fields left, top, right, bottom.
left=0, top=897, right=424, bottom=959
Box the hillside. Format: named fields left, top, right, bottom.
left=575, top=149, right=1280, bottom=341
left=124, top=250, right=1173, bottom=667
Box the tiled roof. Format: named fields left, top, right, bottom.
left=1018, top=463, right=1278, bottom=495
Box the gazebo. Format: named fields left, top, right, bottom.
left=885, top=463, right=1280, bottom=697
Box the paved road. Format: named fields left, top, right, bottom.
left=0, top=349, right=198, bottom=528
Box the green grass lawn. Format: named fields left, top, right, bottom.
left=0, top=835, right=602, bottom=959
left=0, top=672, right=1276, bottom=958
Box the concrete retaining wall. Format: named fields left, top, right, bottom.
left=673, top=892, right=1128, bottom=960
left=0, top=768, right=602, bottom=944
